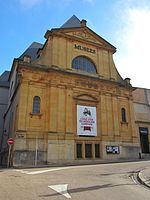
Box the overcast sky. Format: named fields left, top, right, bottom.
left=0, top=0, right=150, bottom=88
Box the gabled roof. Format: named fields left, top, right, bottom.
left=19, top=42, right=43, bottom=61
left=0, top=71, right=10, bottom=87
left=61, top=15, right=81, bottom=28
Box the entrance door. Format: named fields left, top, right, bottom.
left=85, top=144, right=92, bottom=158
left=139, top=127, right=149, bottom=153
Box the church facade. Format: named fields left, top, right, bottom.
left=3, top=16, right=140, bottom=166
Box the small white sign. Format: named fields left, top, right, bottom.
left=106, top=146, right=120, bottom=154
left=77, top=105, right=97, bottom=136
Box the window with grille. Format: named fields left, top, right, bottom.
left=32, top=96, right=40, bottom=114
left=72, top=56, right=97, bottom=73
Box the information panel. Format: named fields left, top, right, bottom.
left=106, top=146, right=120, bottom=154
left=77, top=105, right=97, bottom=136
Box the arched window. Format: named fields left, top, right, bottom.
left=32, top=96, right=40, bottom=114
left=72, top=56, right=97, bottom=73
left=121, top=108, right=126, bottom=122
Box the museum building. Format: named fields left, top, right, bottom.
left=2, top=16, right=141, bottom=166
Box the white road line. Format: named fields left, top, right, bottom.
left=14, top=167, right=76, bottom=175
left=48, top=184, right=71, bottom=199
left=14, top=169, right=30, bottom=174
left=24, top=167, right=74, bottom=175
left=14, top=160, right=150, bottom=175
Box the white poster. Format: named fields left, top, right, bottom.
left=77, top=105, right=97, bottom=136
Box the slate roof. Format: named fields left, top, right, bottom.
left=19, top=16, right=80, bottom=61
left=0, top=71, right=10, bottom=87
left=19, top=42, right=43, bottom=61
left=61, top=15, right=81, bottom=28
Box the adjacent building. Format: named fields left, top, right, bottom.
left=0, top=71, right=9, bottom=163
left=133, top=88, right=150, bottom=156
left=0, top=16, right=147, bottom=166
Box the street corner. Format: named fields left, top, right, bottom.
left=137, top=168, right=150, bottom=188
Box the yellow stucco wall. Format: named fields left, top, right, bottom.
left=12, top=65, right=138, bottom=162
left=9, top=26, right=140, bottom=165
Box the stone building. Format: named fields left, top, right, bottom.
left=2, top=16, right=141, bottom=166
left=0, top=71, right=10, bottom=144
left=133, top=88, right=150, bottom=156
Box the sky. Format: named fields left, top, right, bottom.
left=0, top=0, right=150, bottom=88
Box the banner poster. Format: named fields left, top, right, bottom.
left=77, top=105, right=97, bottom=136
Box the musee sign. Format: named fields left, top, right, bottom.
left=74, top=44, right=96, bottom=54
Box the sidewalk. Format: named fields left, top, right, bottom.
left=137, top=168, right=150, bottom=188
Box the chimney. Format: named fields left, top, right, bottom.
left=125, top=78, right=131, bottom=85
left=80, top=19, right=87, bottom=27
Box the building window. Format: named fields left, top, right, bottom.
left=32, top=96, right=40, bottom=114
left=76, top=144, right=82, bottom=158
left=76, top=142, right=100, bottom=159
left=121, top=108, right=126, bottom=122
left=72, top=56, right=97, bottom=73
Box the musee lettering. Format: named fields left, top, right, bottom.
left=74, top=44, right=96, bottom=54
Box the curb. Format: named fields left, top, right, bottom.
left=137, top=170, right=150, bottom=188
left=12, top=158, right=143, bottom=169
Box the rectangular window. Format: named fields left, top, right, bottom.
left=77, top=144, right=82, bottom=158
left=95, top=144, right=100, bottom=158
left=85, top=144, right=92, bottom=158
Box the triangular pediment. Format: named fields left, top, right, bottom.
left=48, top=27, right=116, bottom=52
left=65, top=29, right=103, bottom=45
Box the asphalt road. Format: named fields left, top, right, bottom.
left=1, top=160, right=150, bottom=200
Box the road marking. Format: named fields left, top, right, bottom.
left=48, top=184, right=71, bottom=199
left=15, top=167, right=75, bottom=175
left=14, top=160, right=150, bottom=175
left=14, top=169, right=30, bottom=174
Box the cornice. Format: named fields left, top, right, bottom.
left=18, top=62, right=133, bottom=92
left=135, top=120, right=150, bottom=124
